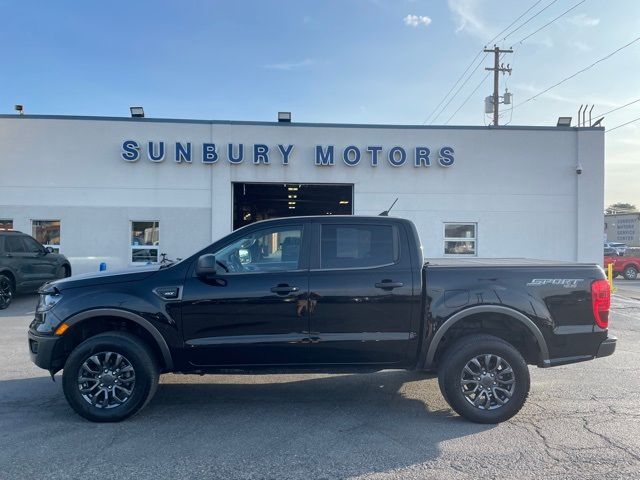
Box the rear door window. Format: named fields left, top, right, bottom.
left=5, top=236, right=26, bottom=253
left=320, top=224, right=397, bottom=269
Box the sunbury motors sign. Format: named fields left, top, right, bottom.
left=121, top=140, right=455, bottom=168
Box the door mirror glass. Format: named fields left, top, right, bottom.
left=196, top=254, right=218, bottom=277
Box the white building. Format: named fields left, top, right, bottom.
left=0, top=114, right=604, bottom=273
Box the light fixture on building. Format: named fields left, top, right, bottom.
left=557, top=117, right=572, bottom=127
left=130, top=106, right=145, bottom=118
left=339, top=200, right=349, bottom=205
left=14, top=104, right=24, bottom=115
left=288, top=194, right=297, bottom=199
left=288, top=201, right=296, bottom=205
left=288, top=206, right=296, bottom=210
left=287, top=186, right=299, bottom=191
left=278, top=112, right=291, bottom=123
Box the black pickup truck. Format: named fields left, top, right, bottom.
left=28, top=216, right=616, bottom=423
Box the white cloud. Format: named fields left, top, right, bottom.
left=403, top=14, right=432, bottom=28
left=568, top=13, right=600, bottom=27
left=263, top=59, right=315, bottom=71
left=569, top=40, right=591, bottom=52
left=447, top=0, right=493, bottom=39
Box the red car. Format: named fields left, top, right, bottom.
left=604, top=255, right=640, bottom=280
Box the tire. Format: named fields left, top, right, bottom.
left=57, top=265, right=70, bottom=279
left=437, top=334, right=530, bottom=424
left=62, top=332, right=159, bottom=422
left=0, top=274, right=14, bottom=310
left=623, top=266, right=638, bottom=280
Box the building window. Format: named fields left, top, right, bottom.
left=131, top=221, right=159, bottom=263
left=0, top=219, right=13, bottom=230
left=320, top=224, right=398, bottom=269
left=32, top=220, right=61, bottom=253
left=444, top=223, right=477, bottom=255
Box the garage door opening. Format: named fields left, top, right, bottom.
left=233, top=183, right=354, bottom=230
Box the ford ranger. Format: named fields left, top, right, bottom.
left=28, top=216, right=616, bottom=423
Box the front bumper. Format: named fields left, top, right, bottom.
left=27, top=330, right=62, bottom=371
left=596, top=335, right=617, bottom=358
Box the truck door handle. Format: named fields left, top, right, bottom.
left=270, top=285, right=300, bottom=295
left=375, top=281, right=404, bottom=290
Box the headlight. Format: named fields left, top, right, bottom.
left=36, top=291, right=62, bottom=313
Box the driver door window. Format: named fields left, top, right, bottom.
left=213, top=227, right=302, bottom=274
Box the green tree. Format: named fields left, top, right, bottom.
left=606, top=203, right=637, bottom=214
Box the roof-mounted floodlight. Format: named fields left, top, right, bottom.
left=557, top=117, right=572, bottom=127
left=14, top=104, right=24, bottom=115
left=130, top=106, right=145, bottom=118
left=278, top=112, right=291, bottom=123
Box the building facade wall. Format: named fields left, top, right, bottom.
left=0, top=116, right=605, bottom=273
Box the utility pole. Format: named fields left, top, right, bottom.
left=484, top=46, right=512, bottom=126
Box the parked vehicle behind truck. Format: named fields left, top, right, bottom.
left=28, top=216, right=615, bottom=423
left=604, top=254, right=640, bottom=280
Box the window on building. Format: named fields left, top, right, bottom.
left=320, top=224, right=397, bottom=269
left=213, top=226, right=302, bottom=273
left=444, top=223, right=477, bottom=255
left=0, top=219, right=13, bottom=230
left=32, top=220, right=61, bottom=253
left=131, top=221, right=160, bottom=263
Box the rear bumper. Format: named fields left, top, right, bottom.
left=27, top=330, right=61, bottom=371
left=596, top=335, right=617, bottom=358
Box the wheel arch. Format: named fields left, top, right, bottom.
left=63, top=308, right=173, bottom=371
left=424, top=305, right=550, bottom=369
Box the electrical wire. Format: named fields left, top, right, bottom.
left=514, top=35, right=640, bottom=110
left=422, top=50, right=483, bottom=124
left=430, top=53, right=488, bottom=124
left=592, top=98, right=640, bottom=120
left=512, top=0, right=586, bottom=45
left=499, top=0, right=562, bottom=43
left=606, top=116, right=640, bottom=133
left=422, top=0, right=545, bottom=124
left=445, top=71, right=492, bottom=124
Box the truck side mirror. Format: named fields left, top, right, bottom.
left=45, top=246, right=55, bottom=254
left=196, top=254, right=218, bottom=277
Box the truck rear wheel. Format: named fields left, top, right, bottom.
left=624, top=266, right=638, bottom=280
left=437, top=334, right=530, bottom=424
left=62, top=332, right=159, bottom=422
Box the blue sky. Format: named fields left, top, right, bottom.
left=1, top=0, right=638, bottom=205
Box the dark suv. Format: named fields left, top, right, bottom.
left=0, top=230, right=71, bottom=309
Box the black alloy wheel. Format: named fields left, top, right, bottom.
left=62, top=332, right=159, bottom=422
left=0, top=275, right=14, bottom=310
left=438, top=334, right=530, bottom=424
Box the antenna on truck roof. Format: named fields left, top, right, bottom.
left=379, top=198, right=398, bottom=216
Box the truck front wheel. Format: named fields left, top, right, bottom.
left=437, top=334, right=530, bottom=423
left=62, top=332, right=159, bottom=422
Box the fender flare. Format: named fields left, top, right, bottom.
left=424, top=305, right=550, bottom=369
left=64, top=308, right=174, bottom=370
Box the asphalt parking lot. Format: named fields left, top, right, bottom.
left=1, top=294, right=639, bottom=480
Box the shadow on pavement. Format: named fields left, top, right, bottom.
left=0, top=370, right=494, bottom=478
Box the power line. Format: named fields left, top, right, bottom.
left=499, top=0, right=561, bottom=43
left=513, top=0, right=586, bottom=45
left=430, top=53, right=488, bottom=124
left=486, top=0, right=545, bottom=45
left=593, top=98, right=640, bottom=119
left=423, top=50, right=483, bottom=124
left=514, top=35, right=640, bottom=110
left=423, top=0, right=545, bottom=124
left=606, top=116, right=640, bottom=133
left=445, top=71, right=492, bottom=125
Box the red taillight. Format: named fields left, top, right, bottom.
left=591, top=279, right=611, bottom=329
